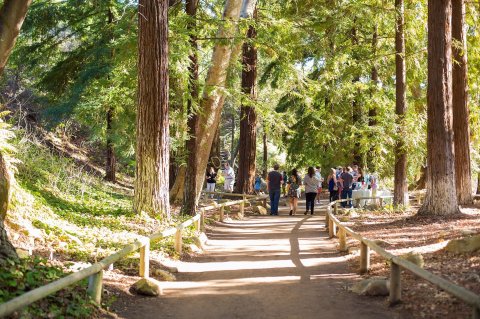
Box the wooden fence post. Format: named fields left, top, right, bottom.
left=195, top=215, right=201, bottom=232
left=360, top=241, right=370, bottom=273
left=473, top=307, right=480, bottom=319
left=175, top=228, right=183, bottom=255
left=355, top=198, right=360, bottom=208
left=380, top=197, right=384, bottom=208
left=338, top=228, right=347, bottom=252
left=139, top=240, right=150, bottom=278
left=325, top=207, right=330, bottom=228
left=87, top=270, right=103, bottom=304
left=220, top=205, right=225, bottom=222
left=334, top=202, right=338, bottom=215
left=389, top=262, right=401, bottom=305
left=200, top=208, right=205, bottom=232
left=328, top=219, right=334, bottom=238
left=240, top=202, right=245, bottom=216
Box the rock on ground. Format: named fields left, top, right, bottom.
left=253, top=205, right=267, bottom=215
left=351, top=278, right=390, bottom=296
left=153, top=269, right=176, bottom=281
left=131, top=278, right=162, bottom=296
left=400, top=251, right=424, bottom=268
left=445, top=235, right=480, bottom=254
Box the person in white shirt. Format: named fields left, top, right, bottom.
left=222, top=162, right=235, bottom=192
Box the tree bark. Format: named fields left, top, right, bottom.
left=477, top=172, right=480, bottom=194
left=0, top=0, right=32, bottom=74
left=263, top=130, right=267, bottom=179
left=351, top=24, right=362, bottom=166
left=368, top=25, right=378, bottom=173
left=418, top=0, right=459, bottom=216
left=452, top=0, right=472, bottom=205
left=105, top=8, right=116, bottom=183
left=236, top=11, right=257, bottom=194
left=134, top=0, right=170, bottom=219
left=0, top=153, right=14, bottom=261
left=191, top=0, right=244, bottom=199
left=182, top=0, right=200, bottom=216
left=105, top=107, right=116, bottom=182
left=0, top=0, right=32, bottom=262
left=229, top=112, right=236, bottom=164
left=394, top=0, right=408, bottom=206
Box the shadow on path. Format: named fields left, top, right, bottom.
left=109, top=201, right=403, bottom=319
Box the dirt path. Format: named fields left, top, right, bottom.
left=110, top=201, right=402, bottom=319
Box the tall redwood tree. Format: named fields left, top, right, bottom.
left=182, top=0, right=200, bottom=215
left=134, top=0, right=170, bottom=219
left=418, top=0, right=459, bottom=216
left=452, top=0, right=472, bottom=205
left=393, top=0, right=408, bottom=206
left=236, top=9, right=257, bottom=194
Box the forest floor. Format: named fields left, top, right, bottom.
left=2, top=131, right=193, bottom=318
left=340, top=201, right=480, bottom=319
left=107, top=201, right=406, bottom=319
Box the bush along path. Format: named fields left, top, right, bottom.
left=109, top=200, right=405, bottom=319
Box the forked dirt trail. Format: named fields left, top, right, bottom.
left=111, top=202, right=402, bottom=319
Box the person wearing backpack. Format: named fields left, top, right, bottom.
left=287, top=168, right=302, bottom=215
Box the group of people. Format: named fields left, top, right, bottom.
left=326, top=165, right=377, bottom=208
left=206, top=161, right=376, bottom=213
left=266, top=164, right=324, bottom=216
left=205, top=162, right=235, bottom=194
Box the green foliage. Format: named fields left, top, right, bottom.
left=9, top=134, right=174, bottom=261
left=0, top=257, right=96, bottom=318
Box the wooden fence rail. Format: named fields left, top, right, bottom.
left=0, top=194, right=267, bottom=318
left=326, top=198, right=480, bottom=318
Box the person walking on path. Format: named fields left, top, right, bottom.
left=304, top=167, right=320, bottom=215
left=254, top=173, right=264, bottom=195
left=205, top=166, right=217, bottom=198
left=222, top=162, right=235, bottom=192
left=287, top=168, right=301, bottom=215
left=315, top=166, right=323, bottom=204
left=327, top=168, right=338, bottom=202
left=282, top=171, right=288, bottom=197
left=340, top=167, right=354, bottom=208
left=267, top=164, right=283, bottom=215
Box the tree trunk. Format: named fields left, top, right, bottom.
left=230, top=112, right=235, bottom=163
left=368, top=25, right=378, bottom=173
left=134, top=0, right=170, bottom=219
left=236, top=12, right=257, bottom=194
left=394, top=0, right=408, bottom=206
left=105, top=8, right=116, bottom=183
left=105, top=108, right=116, bottom=182
left=0, top=0, right=32, bottom=262
left=191, top=0, right=244, bottom=200
left=263, top=130, right=267, bottom=179
left=351, top=24, right=362, bottom=166
left=0, top=153, right=14, bottom=261
left=209, top=126, right=221, bottom=166
left=452, top=0, right=472, bottom=205
left=182, top=0, right=200, bottom=216
left=477, top=172, right=480, bottom=194
left=418, top=0, right=459, bottom=216
left=0, top=0, right=32, bottom=74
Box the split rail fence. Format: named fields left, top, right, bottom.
left=326, top=197, right=480, bottom=318
left=0, top=193, right=267, bottom=317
